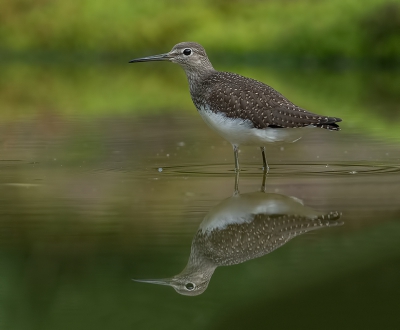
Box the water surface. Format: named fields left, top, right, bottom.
left=1, top=65, right=399, bottom=329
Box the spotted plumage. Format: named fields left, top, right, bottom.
left=195, top=211, right=342, bottom=267
left=133, top=191, right=342, bottom=296
left=130, top=42, right=342, bottom=171
left=192, top=71, right=341, bottom=131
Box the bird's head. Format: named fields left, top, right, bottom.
left=133, top=272, right=211, bottom=296
left=129, top=42, right=214, bottom=72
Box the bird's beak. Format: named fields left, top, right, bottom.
left=129, top=52, right=171, bottom=63
left=132, top=278, right=174, bottom=286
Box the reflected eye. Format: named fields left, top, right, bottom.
left=185, top=282, right=195, bottom=291
left=183, top=48, right=192, bottom=56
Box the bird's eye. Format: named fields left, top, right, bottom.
left=183, top=48, right=192, bottom=56
left=185, top=282, right=195, bottom=291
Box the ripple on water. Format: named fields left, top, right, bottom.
left=155, top=162, right=400, bottom=178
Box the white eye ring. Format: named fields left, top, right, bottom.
left=183, top=48, right=192, bottom=56
left=185, top=282, right=195, bottom=291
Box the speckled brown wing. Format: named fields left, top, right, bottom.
left=204, top=72, right=342, bottom=131
left=194, top=211, right=342, bottom=266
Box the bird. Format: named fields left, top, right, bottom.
left=129, top=42, right=342, bottom=172
left=133, top=188, right=342, bottom=296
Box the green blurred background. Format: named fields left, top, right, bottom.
left=1, top=0, right=400, bottom=137
left=2, top=0, right=400, bottom=62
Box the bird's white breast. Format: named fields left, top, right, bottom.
left=199, top=192, right=321, bottom=233
left=197, top=105, right=308, bottom=146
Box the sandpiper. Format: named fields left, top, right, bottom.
left=134, top=186, right=342, bottom=296
left=129, top=42, right=342, bottom=171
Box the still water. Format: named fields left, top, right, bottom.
left=1, top=64, right=400, bottom=329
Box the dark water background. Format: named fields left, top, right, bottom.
left=1, top=64, right=400, bottom=329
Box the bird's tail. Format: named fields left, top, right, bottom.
left=316, top=116, right=342, bottom=131
left=317, top=123, right=341, bottom=131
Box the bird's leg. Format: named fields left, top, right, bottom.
left=234, top=171, right=240, bottom=196
left=261, top=168, right=268, bottom=193
left=260, top=147, right=269, bottom=172
left=233, top=145, right=240, bottom=172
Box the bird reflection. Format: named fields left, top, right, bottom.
left=135, top=173, right=342, bottom=296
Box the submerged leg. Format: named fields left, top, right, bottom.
left=261, top=167, right=268, bottom=193
left=234, top=171, right=240, bottom=195
left=260, top=147, right=269, bottom=172
left=233, top=145, right=240, bottom=172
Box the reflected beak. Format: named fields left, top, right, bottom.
left=129, top=53, right=171, bottom=63
left=132, top=278, right=174, bottom=286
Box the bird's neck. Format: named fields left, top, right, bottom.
left=178, top=252, right=217, bottom=281
left=183, top=63, right=216, bottom=96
